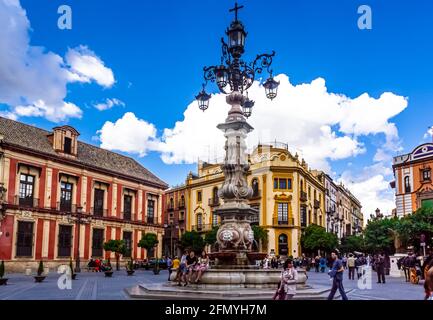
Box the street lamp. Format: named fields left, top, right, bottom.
left=67, top=206, right=91, bottom=272
left=197, top=2, right=278, bottom=118
left=194, top=3, right=279, bottom=259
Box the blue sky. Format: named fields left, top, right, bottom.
left=1, top=0, right=433, bottom=217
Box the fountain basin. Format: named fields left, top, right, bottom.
left=169, top=268, right=307, bottom=289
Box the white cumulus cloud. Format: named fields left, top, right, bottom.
left=0, top=0, right=115, bottom=122
left=94, top=98, right=125, bottom=111
left=97, top=112, right=160, bottom=157
left=66, top=45, right=115, bottom=88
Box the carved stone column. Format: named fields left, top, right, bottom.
left=214, top=91, right=257, bottom=260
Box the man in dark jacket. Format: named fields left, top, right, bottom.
left=375, top=253, right=386, bottom=284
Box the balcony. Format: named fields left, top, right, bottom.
left=56, top=202, right=77, bottom=213
left=122, top=211, right=132, bottom=221
left=147, top=217, right=155, bottom=224
left=167, top=204, right=174, bottom=212
left=272, top=217, right=295, bottom=226
left=90, top=207, right=107, bottom=217
left=14, top=196, right=39, bottom=208
left=300, top=191, right=307, bottom=202
left=314, top=200, right=320, bottom=209
left=208, top=198, right=220, bottom=207
left=178, top=214, right=185, bottom=223
left=191, top=224, right=212, bottom=232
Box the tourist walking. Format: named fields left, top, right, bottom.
left=319, top=256, right=327, bottom=273
left=375, top=253, right=386, bottom=284
left=281, top=259, right=298, bottom=300
left=166, top=256, right=173, bottom=281
left=178, top=250, right=189, bottom=286
left=355, top=255, right=363, bottom=279
left=342, top=255, right=348, bottom=269
left=314, top=256, right=320, bottom=272
left=273, top=259, right=298, bottom=300
left=327, top=251, right=348, bottom=300
left=347, top=254, right=356, bottom=280
left=424, top=260, right=433, bottom=300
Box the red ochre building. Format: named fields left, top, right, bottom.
left=0, top=117, right=168, bottom=272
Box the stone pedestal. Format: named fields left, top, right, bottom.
left=390, top=254, right=405, bottom=277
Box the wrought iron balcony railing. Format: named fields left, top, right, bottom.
left=208, top=198, right=220, bottom=207
left=191, top=224, right=213, bottom=232
left=14, top=196, right=39, bottom=208
left=90, top=207, right=107, bottom=217
left=314, top=200, right=321, bottom=209
left=272, top=217, right=295, bottom=226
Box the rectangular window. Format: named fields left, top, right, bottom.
left=58, top=225, right=72, bottom=257
left=19, top=174, right=34, bottom=207
left=423, top=170, right=431, bottom=181
left=287, top=179, right=292, bottom=190
left=123, top=231, right=132, bottom=258
left=93, top=189, right=104, bottom=216
left=300, top=206, right=307, bottom=227
left=60, top=182, right=73, bottom=212
left=279, top=179, right=287, bottom=190
left=64, top=137, right=72, bottom=154
left=16, top=221, right=34, bottom=257
left=197, top=191, right=202, bottom=202
left=274, top=178, right=278, bottom=189
left=147, top=199, right=155, bottom=224
left=197, top=214, right=203, bottom=229
left=92, top=229, right=104, bottom=257
left=123, top=195, right=132, bottom=220
left=277, top=202, right=288, bottom=223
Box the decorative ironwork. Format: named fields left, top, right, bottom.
left=196, top=3, right=279, bottom=118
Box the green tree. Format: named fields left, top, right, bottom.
left=37, top=260, right=44, bottom=276
left=364, top=217, right=398, bottom=254
left=301, top=224, right=338, bottom=255
left=180, top=231, right=205, bottom=253
left=138, top=233, right=159, bottom=258
left=339, top=235, right=366, bottom=254
left=103, top=239, right=126, bottom=271
left=252, top=225, right=269, bottom=251
left=395, top=206, right=433, bottom=251
left=204, top=226, right=219, bottom=251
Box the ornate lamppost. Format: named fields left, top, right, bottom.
left=67, top=207, right=92, bottom=272
left=195, top=3, right=279, bottom=265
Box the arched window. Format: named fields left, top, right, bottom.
left=169, top=197, right=174, bottom=209
left=278, top=234, right=288, bottom=256
left=404, top=176, right=411, bottom=193
left=252, top=178, right=259, bottom=197
left=180, top=195, right=185, bottom=207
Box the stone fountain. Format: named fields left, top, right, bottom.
left=124, top=3, right=331, bottom=300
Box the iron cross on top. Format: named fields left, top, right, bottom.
left=229, top=2, right=244, bottom=21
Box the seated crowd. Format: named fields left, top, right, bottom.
left=170, top=250, right=209, bottom=286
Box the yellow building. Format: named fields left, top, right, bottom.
left=184, top=143, right=326, bottom=258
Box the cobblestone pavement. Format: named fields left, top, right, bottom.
left=0, top=268, right=426, bottom=300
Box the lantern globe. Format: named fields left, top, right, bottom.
left=263, top=77, right=280, bottom=100
left=195, top=89, right=211, bottom=111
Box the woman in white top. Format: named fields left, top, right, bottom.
left=281, top=259, right=298, bottom=300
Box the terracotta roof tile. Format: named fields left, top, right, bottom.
left=0, top=117, right=168, bottom=189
